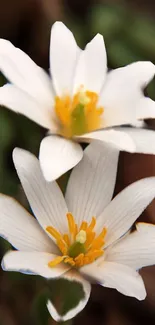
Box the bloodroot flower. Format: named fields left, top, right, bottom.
left=0, top=22, right=155, bottom=181
left=1, top=142, right=155, bottom=321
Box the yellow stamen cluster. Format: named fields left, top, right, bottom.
left=46, top=213, right=107, bottom=268
left=54, top=89, right=104, bottom=138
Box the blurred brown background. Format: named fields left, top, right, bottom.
left=0, top=0, right=155, bottom=324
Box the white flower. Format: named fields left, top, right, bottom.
left=1, top=142, right=155, bottom=321
left=0, top=23, right=155, bottom=181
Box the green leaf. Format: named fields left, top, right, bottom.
left=47, top=278, right=85, bottom=318
left=32, top=290, right=50, bottom=325
left=0, top=108, right=15, bottom=148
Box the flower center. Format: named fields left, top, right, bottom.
left=54, top=88, right=104, bottom=138
left=46, top=213, right=107, bottom=268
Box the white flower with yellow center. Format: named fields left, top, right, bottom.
left=0, top=22, right=155, bottom=181
left=1, top=142, right=155, bottom=321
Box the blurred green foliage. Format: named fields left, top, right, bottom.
left=0, top=2, right=155, bottom=324
left=48, top=278, right=84, bottom=317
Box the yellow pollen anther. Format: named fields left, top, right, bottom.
left=46, top=226, right=62, bottom=241
left=80, top=221, right=88, bottom=231
left=85, top=231, right=95, bottom=249
left=76, top=230, right=87, bottom=244
left=74, top=224, right=78, bottom=240
left=57, top=238, right=67, bottom=255
left=54, top=88, right=104, bottom=138
left=74, top=253, right=85, bottom=267
left=47, top=215, right=107, bottom=269
left=63, top=234, right=70, bottom=246
left=87, top=216, right=96, bottom=231
left=64, top=257, right=75, bottom=266
left=86, top=249, right=104, bottom=260
left=48, top=256, right=65, bottom=267
left=99, top=227, right=107, bottom=238
left=67, top=212, right=76, bottom=236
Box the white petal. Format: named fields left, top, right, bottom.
left=78, top=129, right=136, bottom=152
left=47, top=269, right=91, bottom=322
left=106, top=222, right=155, bottom=270
left=0, top=84, right=56, bottom=130
left=2, top=251, right=70, bottom=278
left=39, top=135, right=83, bottom=181
left=65, top=141, right=119, bottom=226
left=96, top=177, right=155, bottom=247
left=0, top=194, right=55, bottom=252
left=98, top=61, right=155, bottom=128
left=137, top=97, right=155, bottom=120
left=50, top=22, right=79, bottom=96
left=0, top=39, right=54, bottom=106
left=13, top=148, right=69, bottom=235
left=115, top=127, right=155, bottom=154
left=104, top=61, right=155, bottom=89
left=81, top=261, right=146, bottom=300
left=74, top=34, right=107, bottom=94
